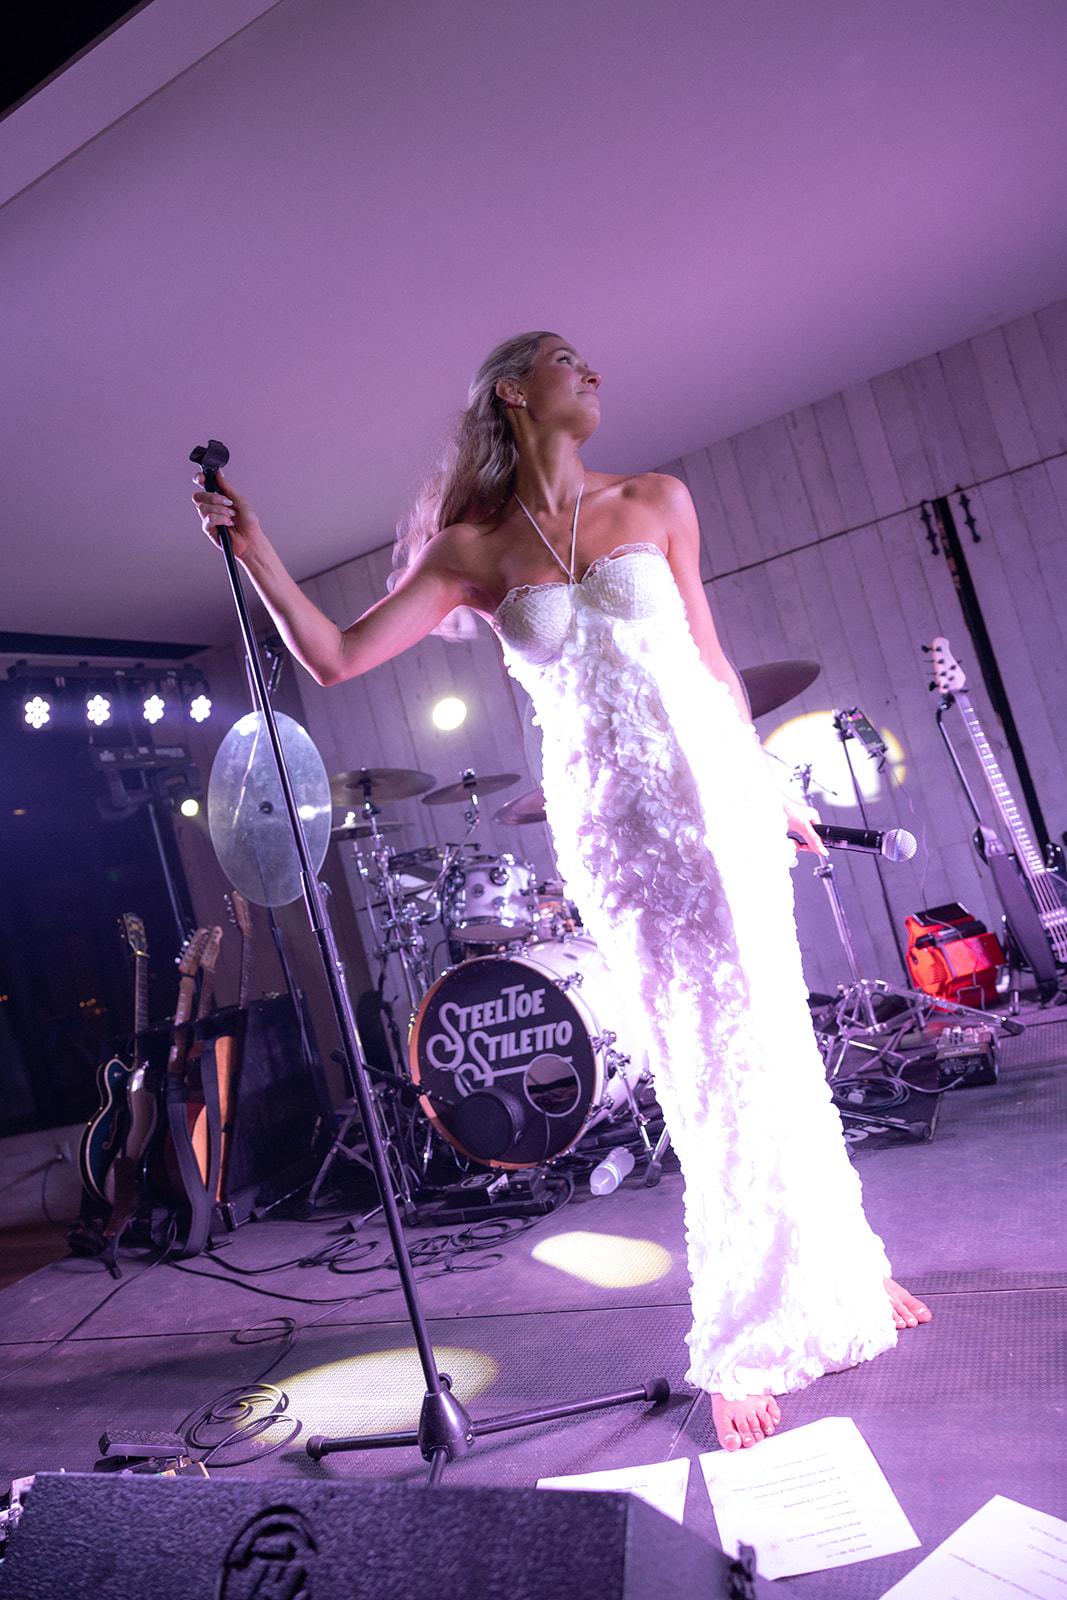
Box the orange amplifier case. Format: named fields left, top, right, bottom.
left=905, top=902, right=1004, bottom=1008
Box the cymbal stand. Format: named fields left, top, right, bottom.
left=348, top=787, right=435, bottom=1015
left=308, top=792, right=427, bottom=1216
left=192, top=441, right=668, bottom=1482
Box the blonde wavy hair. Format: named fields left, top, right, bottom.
left=391, top=331, right=557, bottom=636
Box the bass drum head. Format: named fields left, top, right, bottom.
left=410, top=938, right=629, bottom=1169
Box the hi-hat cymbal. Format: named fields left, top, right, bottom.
left=329, top=767, right=436, bottom=805
left=422, top=772, right=521, bottom=806
left=739, top=660, right=821, bottom=719
left=330, top=820, right=407, bottom=842
left=494, top=786, right=548, bottom=826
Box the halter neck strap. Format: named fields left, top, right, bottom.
left=515, top=482, right=584, bottom=583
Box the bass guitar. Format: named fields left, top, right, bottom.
left=78, top=913, right=149, bottom=1206
left=928, top=637, right=1067, bottom=987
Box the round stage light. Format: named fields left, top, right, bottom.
left=86, top=694, right=111, bottom=727
left=143, top=693, right=166, bottom=725
left=23, top=696, right=50, bottom=729
left=188, top=693, right=211, bottom=723
left=179, top=797, right=200, bottom=818
left=531, top=1230, right=674, bottom=1288
left=432, top=696, right=467, bottom=730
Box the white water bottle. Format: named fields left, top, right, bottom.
left=589, top=1146, right=636, bottom=1195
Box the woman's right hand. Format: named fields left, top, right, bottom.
left=192, top=469, right=262, bottom=563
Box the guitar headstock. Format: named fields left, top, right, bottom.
left=177, top=927, right=209, bottom=977
left=926, top=636, right=966, bottom=696
left=120, top=913, right=148, bottom=961
left=225, top=891, right=253, bottom=940
left=199, top=925, right=224, bottom=977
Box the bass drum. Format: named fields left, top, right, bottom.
left=410, top=937, right=647, bottom=1169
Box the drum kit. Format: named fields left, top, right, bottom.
left=323, top=658, right=825, bottom=1197
left=328, top=763, right=651, bottom=1180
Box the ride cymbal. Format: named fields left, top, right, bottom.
left=739, top=660, right=821, bottom=719
left=328, top=767, right=436, bottom=805
left=422, top=772, right=521, bottom=806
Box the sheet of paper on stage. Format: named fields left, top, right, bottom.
left=536, top=1456, right=691, bottom=1525
left=881, top=1495, right=1067, bottom=1598
left=698, top=1415, right=918, bottom=1579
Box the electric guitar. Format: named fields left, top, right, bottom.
left=928, top=638, right=1067, bottom=975
left=78, top=913, right=149, bottom=1206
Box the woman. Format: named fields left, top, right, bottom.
left=194, top=330, right=929, bottom=1452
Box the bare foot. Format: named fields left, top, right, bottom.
left=711, top=1391, right=781, bottom=1451
left=885, top=1277, right=932, bottom=1329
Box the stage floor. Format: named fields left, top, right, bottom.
left=1, top=1009, right=1065, bottom=1598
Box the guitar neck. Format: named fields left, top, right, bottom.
left=238, top=937, right=253, bottom=1010
left=134, top=953, right=149, bottom=1046
left=955, top=692, right=1044, bottom=877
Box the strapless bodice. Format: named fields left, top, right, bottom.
left=492, top=543, right=674, bottom=666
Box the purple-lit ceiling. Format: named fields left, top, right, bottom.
left=3, top=0, right=1067, bottom=647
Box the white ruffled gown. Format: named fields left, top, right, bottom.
left=493, top=543, right=896, bottom=1400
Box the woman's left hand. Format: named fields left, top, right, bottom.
left=781, top=790, right=827, bottom=855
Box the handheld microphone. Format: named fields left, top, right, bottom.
left=811, top=823, right=917, bottom=862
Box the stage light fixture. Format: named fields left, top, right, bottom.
left=188, top=692, right=211, bottom=723
left=432, top=696, right=467, bottom=730
left=23, top=695, right=51, bottom=729
left=86, top=693, right=111, bottom=727
left=179, top=796, right=200, bottom=818
left=143, top=693, right=166, bottom=725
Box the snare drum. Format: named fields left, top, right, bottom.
left=443, top=853, right=538, bottom=944
left=409, top=936, right=647, bottom=1167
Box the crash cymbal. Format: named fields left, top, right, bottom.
left=328, top=767, right=436, bottom=805
left=422, top=772, right=521, bottom=806
left=739, top=660, right=821, bottom=719
left=330, top=820, right=407, bottom=842
left=494, top=786, right=548, bottom=826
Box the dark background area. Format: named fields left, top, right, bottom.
left=2, top=0, right=149, bottom=118
left=0, top=686, right=194, bottom=1134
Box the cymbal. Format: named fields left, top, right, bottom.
left=494, top=786, right=548, bottom=826
left=422, top=772, right=521, bottom=806
left=330, top=820, right=407, bottom=842
left=329, top=767, right=436, bottom=805
left=739, top=660, right=821, bottom=719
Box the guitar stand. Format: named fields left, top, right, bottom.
left=191, top=440, right=670, bottom=1482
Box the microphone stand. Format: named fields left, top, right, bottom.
left=191, top=440, right=668, bottom=1483
left=792, top=763, right=1019, bottom=1128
